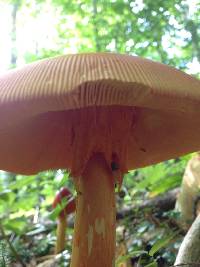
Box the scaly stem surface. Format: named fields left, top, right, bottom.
left=70, top=153, right=116, bottom=267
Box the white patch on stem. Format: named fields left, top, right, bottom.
left=87, top=205, right=90, bottom=213
left=87, top=225, right=93, bottom=256
left=95, top=218, right=105, bottom=238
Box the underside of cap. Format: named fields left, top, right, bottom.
left=0, top=53, right=200, bottom=174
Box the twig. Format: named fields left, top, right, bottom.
left=0, top=221, right=26, bottom=267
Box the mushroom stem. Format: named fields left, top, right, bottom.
left=53, top=187, right=76, bottom=254
left=70, top=153, right=116, bottom=267
left=55, top=216, right=67, bottom=254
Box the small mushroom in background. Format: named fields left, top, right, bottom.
left=0, top=53, right=200, bottom=267
left=52, top=187, right=76, bottom=254
left=176, top=152, right=200, bottom=225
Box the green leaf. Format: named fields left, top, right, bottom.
left=4, top=217, right=27, bottom=234
left=0, top=190, right=12, bottom=201
left=149, top=174, right=181, bottom=196
left=145, top=261, right=158, bottom=267
left=57, top=172, right=70, bottom=188
left=49, top=198, right=68, bottom=220
left=116, top=250, right=147, bottom=265
left=9, top=175, right=36, bottom=190
left=149, top=231, right=179, bottom=257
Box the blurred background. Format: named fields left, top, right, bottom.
left=0, top=0, right=199, bottom=266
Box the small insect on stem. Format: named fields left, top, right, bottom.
left=111, top=161, right=119, bottom=171
left=111, top=153, right=123, bottom=191
left=77, top=190, right=83, bottom=196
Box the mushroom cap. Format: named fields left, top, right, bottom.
left=63, top=198, right=76, bottom=215
left=52, top=187, right=75, bottom=218
left=0, top=53, right=200, bottom=174
left=52, top=187, right=72, bottom=208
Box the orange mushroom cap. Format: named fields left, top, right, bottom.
left=52, top=187, right=75, bottom=218
left=52, top=187, right=71, bottom=207
left=0, top=53, right=200, bottom=175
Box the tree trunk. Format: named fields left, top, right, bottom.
left=92, top=0, right=101, bottom=52
left=10, top=1, right=20, bottom=68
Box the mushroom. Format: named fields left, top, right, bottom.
left=0, top=53, right=200, bottom=267
left=52, top=187, right=76, bottom=254
left=176, top=152, right=200, bottom=225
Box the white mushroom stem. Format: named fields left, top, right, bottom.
left=70, top=153, right=116, bottom=267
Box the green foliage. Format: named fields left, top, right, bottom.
left=0, top=241, right=11, bottom=267
left=0, top=169, right=74, bottom=265
left=17, top=0, right=198, bottom=75
left=148, top=231, right=179, bottom=257
left=0, top=0, right=199, bottom=265
left=116, top=250, right=147, bottom=266
left=124, top=155, right=191, bottom=198
left=2, top=0, right=198, bottom=74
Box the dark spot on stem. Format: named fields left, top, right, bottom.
left=140, top=147, right=146, bottom=152
left=111, top=161, right=119, bottom=171
left=77, top=191, right=82, bottom=196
